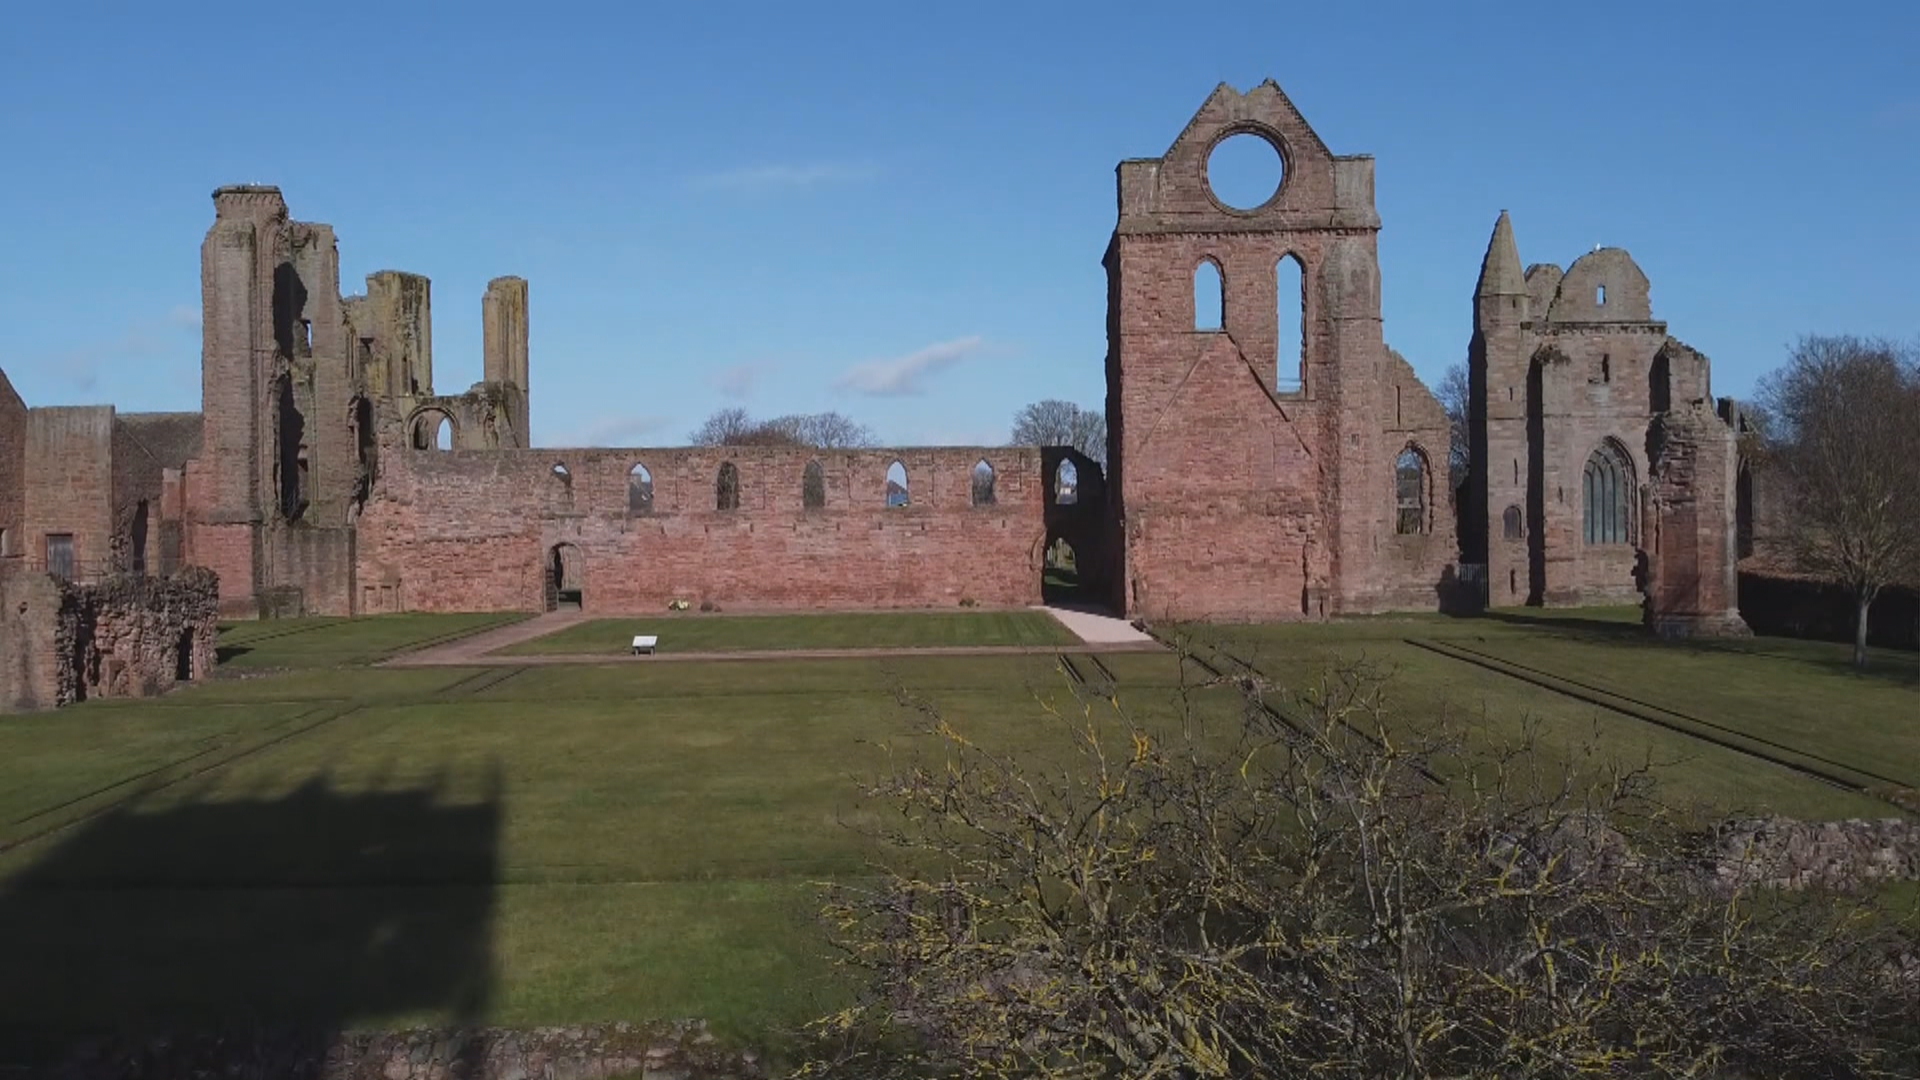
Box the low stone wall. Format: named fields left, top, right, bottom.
left=18, top=1021, right=762, bottom=1080
left=0, top=564, right=219, bottom=710
left=1707, top=816, right=1920, bottom=890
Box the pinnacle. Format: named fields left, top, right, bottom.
left=1476, top=210, right=1526, bottom=298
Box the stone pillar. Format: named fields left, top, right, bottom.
left=1644, top=403, right=1750, bottom=637
left=483, top=276, right=531, bottom=446
left=366, top=271, right=434, bottom=402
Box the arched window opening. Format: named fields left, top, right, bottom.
left=350, top=397, right=374, bottom=468
left=1394, top=447, right=1428, bottom=535
left=1502, top=504, right=1524, bottom=541
left=411, top=410, right=453, bottom=452
left=550, top=461, right=574, bottom=512
left=1055, top=459, right=1079, bottom=506
left=803, top=459, right=826, bottom=510
left=276, top=374, right=305, bottom=521
left=1649, top=351, right=1672, bottom=413
left=1193, top=260, right=1223, bottom=331
left=1600, top=353, right=1612, bottom=383
left=716, top=461, right=740, bottom=511
left=885, top=460, right=910, bottom=508
left=627, top=463, right=654, bottom=515
left=1597, top=285, right=1607, bottom=306
left=1276, top=254, right=1304, bottom=394
left=0, top=527, right=11, bottom=558
left=971, top=459, right=996, bottom=506
left=130, top=500, right=149, bottom=575
left=1582, top=441, right=1634, bottom=545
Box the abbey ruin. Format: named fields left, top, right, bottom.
left=0, top=79, right=1752, bottom=706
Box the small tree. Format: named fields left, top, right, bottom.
left=1437, top=361, right=1470, bottom=489
left=1755, top=335, right=1920, bottom=668
left=801, top=653, right=1920, bottom=1078
left=1011, top=400, right=1106, bottom=467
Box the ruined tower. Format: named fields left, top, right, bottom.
left=1104, top=80, right=1456, bottom=621
left=1465, top=211, right=1746, bottom=632
left=191, top=185, right=359, bottom=616
left=1467, top=211, right=1532, bottom=606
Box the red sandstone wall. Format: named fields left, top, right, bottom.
left=1529, top=332, right=1666, bottom=606
left=0, top=371, right=24, bottom=559
left=0, top=562, right=61, bottom=709
left=23, top=407, right=116, bottom=576
left=357, top=446, right=1047, bottom=614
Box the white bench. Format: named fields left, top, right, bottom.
left=631, top=635, right=659, bottom=656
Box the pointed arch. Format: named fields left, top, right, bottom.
left=1582, top=440, right=1635, bottom=545
left=1394, top=444, right=1429, bottom=535
left=1054, top=458, right=1079, bottom=506
left=971, top=458, right=996, bottom=506
left=1193, top=258, right=1223, bottom=331
left=803, top=459, right=826, bottom=509
left=1275, top=252, right=1304, bottom=393
left=716, top=461, right=740, bottom=511
left=885, top=460, right=909, bottom=507
left=627, top=462, right=654, bottom=515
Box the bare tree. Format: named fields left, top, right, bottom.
left=799, top=652, right=1920, bottom=1078
left=1755, top=335, right=1920, bottom=668
left=1011, top=399, right=1106, bottom=467
left=689, top=409, right=877, bottom=449
left=1437, top=361, right=1470, bottom=487
left=688, top=407, right=766, bottom=447
left=772, top=412, right=879, bottom=449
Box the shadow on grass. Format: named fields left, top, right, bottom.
left=215, top=644, right=253, bottom=664
left=0, top=770, right=503, bottom=1072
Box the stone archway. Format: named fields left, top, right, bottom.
left=546, top=542, right=584, bottom=611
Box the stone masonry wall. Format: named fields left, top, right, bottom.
left=23, top=406, right=116, bottom=576
left=357, top=445, right=1046, bottom=613
left=0, top=564, right=217, bottom=710
left=1107, top=81, right=1457, bottom=622
left=0, top=560, right=63, bottom=709
left=0, top=370, right=24, bottom=560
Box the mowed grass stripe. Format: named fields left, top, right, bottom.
left=500, top=610, right=1080, bottom=656
left=217, top=612, right=531, bottom=670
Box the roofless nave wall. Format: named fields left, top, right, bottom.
left=0, top=79, right=1745, bottom=649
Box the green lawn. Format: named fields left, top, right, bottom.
left=217, top=611, right=530, bottom=670
left=0, top=608, right=1913, bottom=1061
left=500, top=610, right=1081, bottom=655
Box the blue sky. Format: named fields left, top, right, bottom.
left=1, top=1, right=1914, bottom=448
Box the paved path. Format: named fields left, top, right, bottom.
left=381, top=606, right=1162, bottom=668
left=1035, top=604, right=1158, bottom=645
left=382, top=610, right=589, bottom=666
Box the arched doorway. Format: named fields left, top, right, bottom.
left=546, top=542, right=584, bottom=611
left=1041, top=536, right=1080, bottom=605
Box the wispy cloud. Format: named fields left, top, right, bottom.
left=688, top=162, right=878, bottom=193
left=713, top=363, right=761, bottom=400
left=562, top=414, right=674, bottom=448
left=834, top=336, right=985, bottom=398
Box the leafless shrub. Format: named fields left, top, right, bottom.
left=797, top=658, right=1919, bottom=1079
